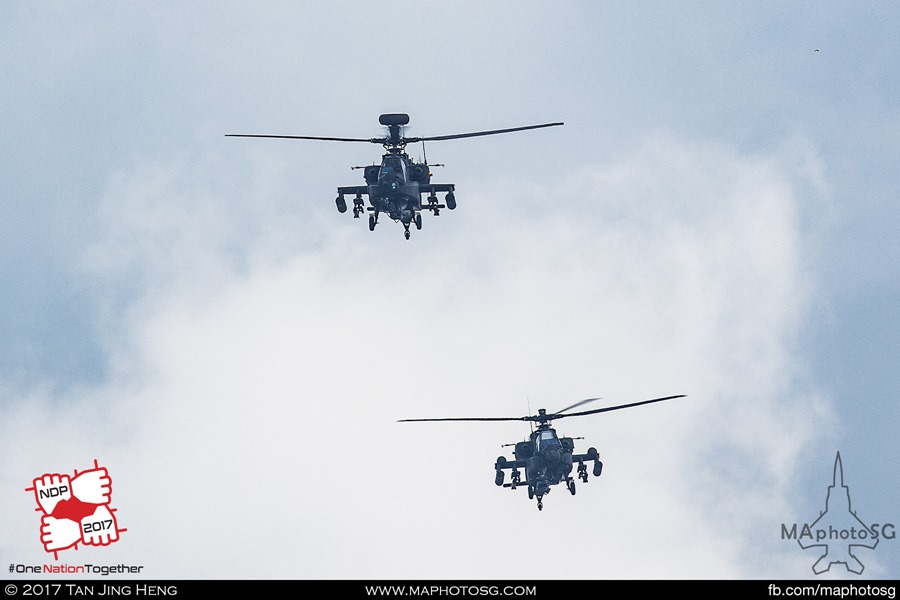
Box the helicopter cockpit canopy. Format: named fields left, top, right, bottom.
left=379, top=156, right=406, bottom=180
left=535, top=429, right=561, bottom=452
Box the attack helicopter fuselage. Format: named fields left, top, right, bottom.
left=496, top=421, right=602, bottom=507
left=336, top=150, right=455, bottom=230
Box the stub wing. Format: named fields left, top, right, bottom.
left=494, top=456, right=529, bottom=488
left=337, top=183, right=454, bottom=199
left=572, top=449, right=600, bottom=463
left=420, top=183, right=455, bottom=194
left=495, top=456, right=527, bottom=471
left=337, top=185, right=369, bottom=196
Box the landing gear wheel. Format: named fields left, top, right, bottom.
left=527, top=484, right=534, bottom=500
left=415, top=214, right=422, bottom=230
left=568, top=480, right=576, bottom=495
left=368, top=214, right=376, bottom=231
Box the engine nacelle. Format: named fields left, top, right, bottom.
left=410, top=165, right=427, bottom=183
left=514, top=441, right=534, bottom=460
left=364, top=166, right=380, bottom=185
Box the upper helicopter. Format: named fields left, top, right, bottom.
left=227, top=114, right=563, bottom=239
left=400, top=394, right=685, bottom=511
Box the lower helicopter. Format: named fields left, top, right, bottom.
left=399, top=394, right=685, bottom=511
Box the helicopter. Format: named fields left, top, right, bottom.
left=399, top=394, right=685, bottom=511
left=226, top=114, right=563, bottom=239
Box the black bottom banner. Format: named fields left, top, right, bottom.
left=2, top=580, right=899, bottom=599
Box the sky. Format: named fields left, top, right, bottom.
left=1, top=2, right=898, bottom=580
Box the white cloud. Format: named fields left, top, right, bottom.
left=1, top=134, right=831, bottom=578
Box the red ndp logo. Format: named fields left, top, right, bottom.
left=25, top=459, right=126, bottom=558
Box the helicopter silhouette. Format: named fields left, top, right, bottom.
left=227, top=114, right=563, bottom=239
left=400, top=394, right=685, bottom=510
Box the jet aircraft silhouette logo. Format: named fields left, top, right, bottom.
left=785, top=452, right=881, bottom=575
left=26, top=459, right=126, bottom=559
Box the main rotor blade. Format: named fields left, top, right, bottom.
left=398, top=416, right=527, bottom=423
left=553, top=397, right=602, bottom=416
left=406, top=122, right=563, bottom=143
left=399, top=394, right=684, bottom=424
left=553, top=395, right=686, bottom=420
left=226, top=134, right=381, bottom=143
